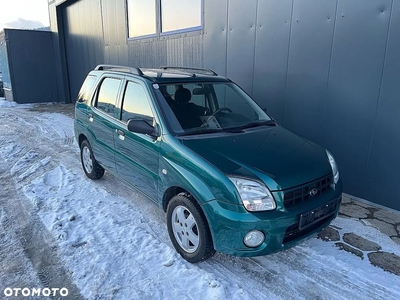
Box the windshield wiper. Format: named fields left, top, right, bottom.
left=177, top=127, right=243, bottom=137
left=227, top=120, right=277, bottom=131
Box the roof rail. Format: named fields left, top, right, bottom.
left=94, top=64, right=144, bottom=76
left=159, top=66, right=218, bottom=76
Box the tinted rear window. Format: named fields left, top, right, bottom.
left=77, top=75, right=97, bottom=103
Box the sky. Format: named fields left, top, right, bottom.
left=0, top=0, right=50, bottom=31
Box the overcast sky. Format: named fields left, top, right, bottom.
left=0, top=0, right=50, bottom=31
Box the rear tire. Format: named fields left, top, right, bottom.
left=167, top=194, right=215, bottom=263
left=80, top=140, right=104, bottom=180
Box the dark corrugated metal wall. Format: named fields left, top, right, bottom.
left=2, top=29, right=58, bottom=104
left=127, top=35, right=203, bottom=68
left=202, top=0, right=400, bottom=210
left=321, top=0, right=393, bottom=202
left=363, top=0, right=400, bottom=208
left=102, top=0, right=129, bottom=65
left=62, top=0, right=105, bottom=102
left=52, top=0, right=400, bottom=210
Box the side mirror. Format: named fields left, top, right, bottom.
left=127, top=119, right=156, bottom=137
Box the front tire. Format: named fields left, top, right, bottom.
left=167, top=194, right=215, bottom=263
left=80, top=140, right=104, bottom=180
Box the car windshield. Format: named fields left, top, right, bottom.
left=159, top=82, right=272, bottom=135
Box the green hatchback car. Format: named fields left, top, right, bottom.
left=74, top=65, right=342, bottom=263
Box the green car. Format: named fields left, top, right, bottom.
left=74, top=65, right=342, bottom=263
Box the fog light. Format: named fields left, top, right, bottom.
left=244, top=230, right=265, bottom=248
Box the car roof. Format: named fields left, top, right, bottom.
left=91, top=65, right=230, bottom=84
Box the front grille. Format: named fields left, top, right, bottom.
left=283, top=175, right=332, bottom=208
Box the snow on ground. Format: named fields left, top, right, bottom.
left=1, top=98, right=400, bottom=299
left=0, top=97, right=34, bottom=108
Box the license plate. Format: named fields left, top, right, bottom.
left=299, top=199, right=337, bottom=230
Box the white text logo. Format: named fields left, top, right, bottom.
left=4, top=288, right=69, bottom=297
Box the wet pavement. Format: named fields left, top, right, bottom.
left=319, top=194, right=400, bottom=276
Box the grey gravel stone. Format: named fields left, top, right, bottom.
left=363, top=219, right=397, bottom=237
left=352, top=200, right=377, bottom=210
left=338, top=213, right=351, bottom=219
left=331, top=225, right=342, bottom=230
left=318, top=227, right=340, bottom=242
left=342, top=233, right=381, bottom=251
left=374, top=210, right=400, bottom=225
left=391, top=237, right=400, bottom=245
left=368, top=252, right=400, bottom=276
left=339, top=204, right=370, bottom=219
left=341, top=195, right=352, bottom=204
left=335, top=242, right=363, bottom=259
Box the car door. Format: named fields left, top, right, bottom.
left=89, top=75, right=123, bottom=173
left=114, top=79, right=160, bottom=201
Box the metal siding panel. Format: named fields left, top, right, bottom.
left=63, top=0, right=104, bottom=102
left=116, top=0, right=129, bottom=65
left=6, top=30, right=57, bottom=103
left=323, top=0, right=392, bottom=196
left=92, top=0, right=105, bottom=66
left=48, top=3, right=66, bottom=103
left=283, top=0, right=337, bottom=140
left=283, top=0, right=337, bottom=142
left=129, top=41, right=157, bottom=67
left=0, top=31, right=12, bottom=95
left=203, top=0, right=228, bottom=75
left=252, top=0, right=293, bottom=122
left=102, top=0, right=128, bottom=64
left=226, top=0, right=257, bottom=95
left=364, top=1, right=400, bottom=210
left=128, top=34, right=202, bottom=68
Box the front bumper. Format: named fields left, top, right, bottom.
left=201, top=180, right=342, bottom=257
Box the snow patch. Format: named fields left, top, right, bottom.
left=17, top=156, right=51, bottom=181
left=22, top=165, right=250, bottom=299
left=10, top=150, right=39, bottom=175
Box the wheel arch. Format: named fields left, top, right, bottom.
left=162, top=186, right=187, bottom=212
left=78, top=133, right=88, bottom=147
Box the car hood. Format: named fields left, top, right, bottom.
left=180, top=126, right=332, bottom=191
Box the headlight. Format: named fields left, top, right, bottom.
left=326, top=150, right=339, bottom=184
left=228, top=177, right=276, bottom=211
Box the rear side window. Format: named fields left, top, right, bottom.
left=77, top=75, right=96, bottom=103
left=96, top=78, right=121, bottom=116
left=121, top=82, right=153, bottom=124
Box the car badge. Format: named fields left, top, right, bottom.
left=309, top=188, right=318, bottom=197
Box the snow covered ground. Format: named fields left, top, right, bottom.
left=1, top=98, right=399, bottom=299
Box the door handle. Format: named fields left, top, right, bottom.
left=116, top=129, right=125, bottom=140
left=88, top=113, right=93, bottom=122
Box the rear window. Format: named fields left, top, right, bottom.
left=77, top=75, right=97, bottom=103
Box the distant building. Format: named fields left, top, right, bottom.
left=0, top=29, right=58, bottom=103
left=47, top=0, right=400, bottom=211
